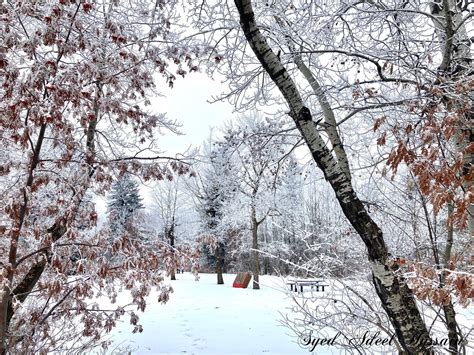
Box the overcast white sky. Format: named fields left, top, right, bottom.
left=153, top=72, right=237, bottom=155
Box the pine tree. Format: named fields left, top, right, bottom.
left=107, top=175, right=144, bottom=236
left=200, top=171, right=226, bottom=283
left=197, top=140, right=240, bottom=284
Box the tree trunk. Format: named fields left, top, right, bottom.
left=442, top=204, right=459, bottom=353
left=251, top=204, right=260, bottom=290
left=207, top=206, right=225, bottom=285
left=167, top=221, right=176, bottom=281
left=0, top=123, right=46, bottom=353
left=443, top=302, right=459, bottom=354
left=234, top=0, right=432, bottom=352
left=0, top=82, right=99, bottom=353
left=216, top=243, right=224, bottom=285
left=430, top=0, right=473, bottom=265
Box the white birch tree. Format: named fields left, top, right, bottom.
left=186, top=0, right=473, bottom=352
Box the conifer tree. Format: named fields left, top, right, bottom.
left=107, top=175, right=144, bottom=236
left=193, top=139, right=241, bottom=284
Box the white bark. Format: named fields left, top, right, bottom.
left=234, top=0, right=434, bottom=352
left=293, top=57, right=352, bottom=181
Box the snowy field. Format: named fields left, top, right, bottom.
left=103, top=273, right=311, bottom=354
left=99, top=273, right=473, bottom=355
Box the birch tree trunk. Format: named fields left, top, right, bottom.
left=233, top=0, right=433, bottom=352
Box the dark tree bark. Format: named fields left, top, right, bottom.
left=1, top=82, right=97, bottom=353
left=233, top=0, right=433, bottom=352
left=441, top=204, right=460, bottom=353
left=206, top=205, right=225, bottom=285
left=216, top=243, right=225, bottom=285
left=166, top=220, right=176, bottom=281
left=251, top=203, right=260, bottom=290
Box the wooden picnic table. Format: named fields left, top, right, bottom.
left=287, top=279, right=328, bottom=292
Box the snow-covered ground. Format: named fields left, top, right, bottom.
left=101, top=273, right=473, bottom=355
left=103, top=273, right=310, bottom=354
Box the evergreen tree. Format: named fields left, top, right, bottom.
left=107, top=175, right=144, bottom=236
left=196, top=140, right=240, bottom=284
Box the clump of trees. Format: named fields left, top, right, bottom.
left=187, top=0, right=473, bottom=353
left=150, top=174, right=203, bottom=281
left=1, top=0, right=472, bottom=354
left=192, top=115, right=366, bottom=283
left=0, top=0, right=201, bottom=352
